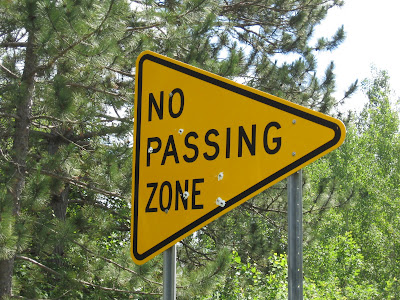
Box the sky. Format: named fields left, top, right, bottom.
left=313, top=0, right=400, bottom=112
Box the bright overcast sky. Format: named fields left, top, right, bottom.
left=314, top=0, right=400, bottom=112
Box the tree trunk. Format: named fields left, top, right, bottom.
left=48, top=132, right=70, bottom=263
left=51, top=185, right=70, bottom=264
left=0, top=21, right=37, bottom=298
left=0, top=258, right=14, bottom=298
left=51, top=186, right=69, bottom=223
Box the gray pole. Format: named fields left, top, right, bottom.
left=288, top=170, right=303, bottom=300
left=163, top=244, right=176, bottom=300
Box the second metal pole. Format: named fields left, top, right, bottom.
left=163, top=244, right=176, bottom=300
left=288, top=170, right=303, bottom=300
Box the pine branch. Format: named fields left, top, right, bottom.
left=181, top=241, right=204, bottom=267
left=68, top=199, right=126, bottom=218
left=31, top=112, right=129, bottom=128
left=306, top=186, right=354, bottom=215
left=31, top=126, right=92, bottom=152
left=0, top=63, right=20, bottom=79
left=126, top=23, right=163, bottom=32
left=32, top=222, right=169, bottom=289
left=56, top=131, right=92, bottom=152
left=16, top=255, right=60, bottom=277
left=105, top=66, right=135, bottom=78
left=0, top=147, right=12, bottom=164
left=30, top=115, right=80, bottom=124
left=0, top=154, right=120, bottom=200
left=30, top=124, right=130, bottom=144
left=15, top=255, right=162, bottom=295
left=221, top=0, right=337, bottom=15
left=40, top=169, right=123, bottom=199
left=97, top=113, right=131, bottom=123
left=35, top=0, right=116, bottom=73
left=76, top=126, right=131, bottom=140
left=177, top=0, right=207, bottom=18
left=180, top=240, right=214, bottom=261
left=0, top=42, right=28, bottom=48
left=66, top=82, right=120, bottom=97
left=0, top=112, right=20, bottom=120
left=243, top=202, right=287, bottom=214
left=265, top=184, right=286, bottom=211
left=338, top=79, right=359, bottom=104
left=70, top=240, right=165, bottom=287
left=319, top=184, right=336, bottom=213
left=307, top=190, right=323, bottom=213
left=111, top=103, right=121, bottom=119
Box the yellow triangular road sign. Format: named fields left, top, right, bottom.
left=131, top=51, right=345, bottom=264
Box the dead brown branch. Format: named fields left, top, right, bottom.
left=0, top=63, right=20, bottom=79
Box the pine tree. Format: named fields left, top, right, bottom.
left=0, top=0, right=356, bottom=298
left=0, top=1, right=143, bottom=297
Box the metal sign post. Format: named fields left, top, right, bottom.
left=288, top=170, right=303, bottom=300
left=163, top=244, right=176, bottom=300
